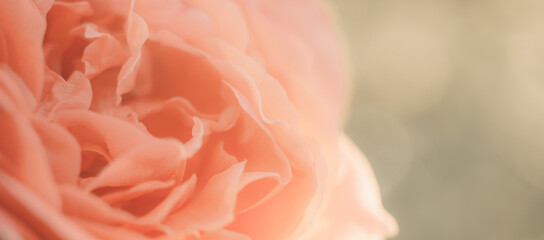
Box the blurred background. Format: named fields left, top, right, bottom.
left=332, top=0, right=544, bottom=239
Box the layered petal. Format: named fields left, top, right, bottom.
left=0, top=171, right=95, bottom=240
left=165, top=161, right=245, bottom=234
left=300, top=134, right=398, bottom=240
left=0, top=0, right=46, bottom=99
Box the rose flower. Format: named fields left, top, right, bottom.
left=0, top=0, right=397, bottom=239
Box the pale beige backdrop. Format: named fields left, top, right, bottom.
left=333, top=0, right=544, bottom=239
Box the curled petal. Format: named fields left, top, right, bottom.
left=59, top=185, right=169, bottom=234
left=31, top=0, right=54, bottom=16
left=83, top=141, right=185, bottom=191
left=74, top=23, right=128, bottom=78
left=300, top=134, right=398, bottom=240
left=117, top=7, right=149, bottom=98
left=37, top=70, right=92, bottom=119
left=165, top=161, right=245, bottom=234
left=141, top=175, right=196, bottom=223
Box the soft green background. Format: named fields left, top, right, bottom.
left=334, top=0, right=544, bottom=239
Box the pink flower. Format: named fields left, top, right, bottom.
left=0, top=0, right=397, bottom=239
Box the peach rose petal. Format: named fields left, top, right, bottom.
left=142, top=34, right=229, bottom=114
left=134, top=97, right=240, bottom=135
left=223, top=109, right=293, bottom=184
left=0, top=0, right=46, bottom=99
left=149, top=31, right=300, bottom=126
left=0, top=171, right=95, bottom=240
left=227, top=167, right=317, bottom=240
left=31, top=0, right=54, bottom=16
left=141, top=175, right=197, bottom=223
left=72, top=217, right=150, bottom=240
left=31, top=117, right=81, bottom=186
left=223, top=78, right=324, bottom=240
left=117, top=6, right=148, bottom=98
left=0, top=206, right=40, bottom=240
left=165, top=161, right=245, bottom=233
left=236, top=4, right=349, bottom=205
left=137, top=98, right=196, bottom=142
left=0, top=65, right=36, bottom=114
left=36, top=69, right=92, bottom=119
left=300, top=134, right=399, bottom=240
left=100, top=180, right=176, bottom=204
left=86, top=141, right=184, bottom=191
left=133, top=0, right=215, bottom=41
left=85, top=0, right=131, bottom=17
left=59, top=185, right=171, bottom=234
left=60, top=185, right=144, bottom=225
left=43, top=1, right=95, bottom=75
left=0, top=87, right=60, bottom=208
left=235, top=171, right=281, bottom=213
left=187, top=118, right=208, bottom=159
left=240, top=0, right=348, bottom=126
left=142, top=33, right=315, bottom=197
left=184, top=0, right=249, bottom=51
left=225, top=82, right=298, bottom=180
left=183, top=141, right=240, bottom=193
left=55, top=110, right=168, bottom=158
left=88, top=68, right=121, bottom=111
left=75, top=23, right=128, bottom=78
left=194, top=38, right=300, bottom=126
